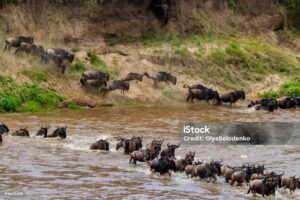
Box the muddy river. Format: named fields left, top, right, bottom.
left=0, top=105, right=299, bottom=199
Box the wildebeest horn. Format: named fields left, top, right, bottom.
left=167, top=143, right=170, bottom=147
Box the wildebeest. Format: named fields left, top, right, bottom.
left=248, top=98, right=278, bottom=112
left=277, top=97, right=297, bottom=109
left=146, top=139, right=164, bottom=158
left=80, top=78, right=107, bottom=94
left=247, top=178, right=278, bottom=197
left=149, top=0, right=169, bottom=24
left=0, top=123, right=9, bottom=143
left=11, top=128, right=30, bottom=137
left=223, top=166, right=243, bottom=183
left=148, top=157, right=176, bottom=175
left=4, top=36, right=34, bottom=52
left=281, top=176, right=299, bottom=194
left=220, top=91, right=245, bottom=105
left=174, top=151, right=195, bottom=172
left=160, top=143, right=180, bottom=159
left=129, top=149, right=156, bottom=164
left=44, top=48, right=74, bottom=74
left=186, top=88, right=220, bottom=104
left=230, top=168, right=250, bottom=186
left=115, top=136, right=143, bottom=154
left=82, top=71, right=110, bottom=82
left=121, top=72, right=150, bottom=83
left=36, top=126, right=50, bottom=138
left=194, top=160, right=223, bottom=182
left=47, top=126, right=67, bottom=139
left=183, top=84, right=210, bottom=91
left=90, top=139, right=109, bottom=151
left=184, top=161, right=204, bottom=178
left=109, top=80, right=130, bottom=95
left=150, top=71, right=177, bottom=87
left=15, top=42, right=37, bottom=55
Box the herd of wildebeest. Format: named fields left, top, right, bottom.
left=0, top=123, right=299, bottom=198
left=4, top=35, right=300, bottom=112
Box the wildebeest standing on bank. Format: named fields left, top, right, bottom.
left=121, top=72, right=150, bottom=83
left=11, top=128, right=30, bottom=137
left=4, top=36, right=34, bottom=52
left=0, top=123, right=9, bottom=143
left=150, top=71, right=177, bottom=87
left=47, top=126, right=67, bottom=139
left=90, top=139, right=109, bottom=151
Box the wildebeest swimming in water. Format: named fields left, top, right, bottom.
left=150, top=71, right=177, bottom=87
left=160, top=143, right=180, bottom=159
left=90, top=139, right=109, bottom=151
left=115, top=136, right=143, bottom=154
left=148, top=157, right=177, bottom=175
left=4, top=36, right=34, bottom=52
left=0, top=123, right=9, bottom=143
left=46, top=126, right=67, bottom=139
left=36, top=126, right=50, bottom=138
left=247, top=177, right=278, bottom=197
left=11, top=128, right=30, bottom=137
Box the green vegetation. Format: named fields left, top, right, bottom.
left=67, top=102, right=81, bottom=110
left=161, top=87, right=174, bottom=99
left=21, top=69, right=48, bottom=82
left=0, top=76, right=64, bottom=112
left=290, top=27, right=300, bottom=37
left=70, top=51, right=119, bottom=80
left=258, top=77, right=300, bottom=98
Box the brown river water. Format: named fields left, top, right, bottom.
left=0, top=104, right=299, bottom=199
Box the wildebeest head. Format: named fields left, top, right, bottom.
left=237, top=91, right=246, bottom=100
left=167, top=143, right=180, bottom=158
left=211, top=159, right=223, bottom=176
left=36, top=126, right=50, bottom=137
left=56, top=126, right=67, bottom=139
left=185, top=151, right=195, bottom=163
left=0, top=123, right=9, bottom=135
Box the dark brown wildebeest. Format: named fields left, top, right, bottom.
left=160, top=143, right=180, bottom=159
left=121, top=72, right=150, bottom=83
left=11, top=128, right=30, bottom=137
left=109, top=80, right=130, bottom=95
left=0, top=123, right=9, bottom=143
left=186, top=88, right=220, bottom=104
left=44, top=48, right=74, bottom=74
left=220, top=91, right=245, bottom=105
left=90, top=139, right=109, bottom=151
left=80, top=78, right=107, bottom=94
left=247, top=178, right=278, bottom=197
left=150, top=71, right=177, bottom=87
left=248, top=98, right=278, bottom=112
left=47, top=126, right=67, bottom=139
left=148, top=157, right=176, bottom=175
left=183, top=84, right=210, bottom=91
left=82, top=71, right=110, bottom=82
left=4, top=36, right=34, bottom=52
left=36, top=126, right=50, bottom=137
left=277, top=97, right=297, bottom=109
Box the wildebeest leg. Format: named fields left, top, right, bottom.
left=186, top=94, right=191, bottom=102
left=129, top=156, right=132, bottom=163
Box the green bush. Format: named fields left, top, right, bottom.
left=21, top=69, right=48, bottom=82
left=0, top=77, right=64, bottom=113
left=67, top=102, right=81, bottom=110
